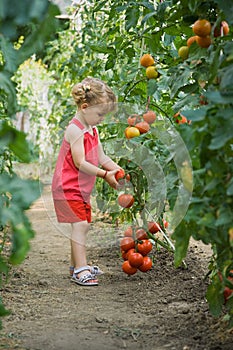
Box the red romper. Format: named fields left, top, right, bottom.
left=52, top=118, right=99, bottom=223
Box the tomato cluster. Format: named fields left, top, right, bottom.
left=125, top=110, right=156, bottom=139
left=120, top=227, right=153, bottom=275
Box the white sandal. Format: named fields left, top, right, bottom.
left=69, top=265, right=104, bottom=277
left=71, top=266, right=98, bottom=286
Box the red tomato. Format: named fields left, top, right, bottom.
left=137, top=239, right=153, bottom=256
left=120, top=237, right=135, bottom=252
left=126, top=174, right=131, bottom=181
left=126, top=248, right=136, bottom=259
left=139, top=256, right=153, bottom=272
left=148, top=221, right=161, bottom=233
left=128, top=252, right=144, bottom=268
left=115, top=169, right=125, bottom=181
left=118, top=193, right=134, bottom=208
left=121, top=251, right=128, bottom=260
left=122, top=260, right=137, bottom=275
left=163, top=219, right=169, bottom=228
left=124, top=226, right=133, bottom=237
left=136, top=228, right=148, bottom=240
left=224, top=287, right=233, bottom=303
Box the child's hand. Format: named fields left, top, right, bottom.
left=104, top=169, right=119, bottom=189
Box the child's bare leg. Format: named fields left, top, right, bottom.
left=70, top=221, right=92, bottom=277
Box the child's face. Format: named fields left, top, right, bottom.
left=82, top=102, right=112, bottom=126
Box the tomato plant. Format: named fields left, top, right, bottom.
left=5, top=0, right=233, bottom=327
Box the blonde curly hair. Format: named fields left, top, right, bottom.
left=71, top=77, right=116, bottom=112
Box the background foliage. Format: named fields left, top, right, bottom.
left=0, top=0, right=233, bottom=327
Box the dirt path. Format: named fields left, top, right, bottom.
left=1, top=183, right=233, bottom=350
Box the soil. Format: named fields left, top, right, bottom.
left=1, top=176, right=233, bottom=350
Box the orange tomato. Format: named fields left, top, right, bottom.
left=125, top=126, right=140, bottom=139
left=122, top=260, right=137, bottom=275
left=187, top=35, right=197, bottom=47
left=196, top=35, right=211, bottom=48
left=192, top=19, right=211, bottom=37
left=140, top=53, right=155, bottom=67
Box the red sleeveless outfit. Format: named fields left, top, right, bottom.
left=52, top=118, right=99, bottom=223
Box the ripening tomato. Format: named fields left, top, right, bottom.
left=135, top=121, right=150, bottom=134
left=128, top=252, right=144, bottom=268
left=122, top=260, right=137, bottom=275
left=148, top=221, right=161, bottom=233
left=143, top=110, right=156, bottom=124
left=136, top=228, right=148, bottom=240
left=137, top=239, right=153, bottom=256
left=124, top=226, right=133, bottom=237
left=118, top=193, right=134, bottom=208
left=139, top=256, right=153, bottom=272
left=125, top=126, right=140, bottom=139
left=127, top=116, right=137, bottom=126
left=163, top=219, right=169, bottom=229
left=120, top=237, right=135, bottom=252
left=115, top=169, right=125, bottom=181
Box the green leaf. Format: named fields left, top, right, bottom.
left=0, top=36, right=18, bottom=73
left=227, top=177, right=233, bottom=196
left=0, top=121, right=31, bottom=162
left=182, top=107, right=208, bottom=121
left=206, top=275, right=224, bottom=317
left=147, top=79, right=158, bottom=96
left=125, top=6, right=140, bottom=30
left=172, top=222, right=191, bottom=267
left=205, top=91, right=233, bottom=104
left=141, top=11, right=156, bottom=25
left=213, top=0, right=233, bottom=24
left=0, top=72, right=17, bottom=116
left=89, top=43, right=115, bottom=54
left=105, top=55, right=115, bottom=70
left=209, top=119, right=233, bottom=150
left=0, top=300, right=10, bottom=318
left=215, top=205, right=233, bottom=226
